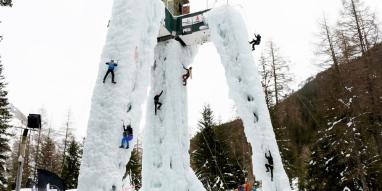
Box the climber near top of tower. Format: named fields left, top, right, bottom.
left=182, top=65, right=192, bottom=86
left=249, top=34, right=261, bottom=51
left=103, top=59, right=118, bottom=84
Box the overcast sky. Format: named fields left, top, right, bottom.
left=0, top=0, right=381, bottom=138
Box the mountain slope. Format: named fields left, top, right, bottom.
left=271, top=43, right=382, bottom=187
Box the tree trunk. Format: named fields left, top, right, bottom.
left=260, top=59, right=271, bottom=108
left=61, top=112, right=71, bottom=175
left=350, top=0, right=366, bottom=55
left=324, top=19, right=340, bottom=75
left=270, top=42, right=279, bottom=105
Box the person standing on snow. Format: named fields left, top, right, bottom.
left=252, top=177, right=261, bottom=191
left=120, top=122, right=133, bottom=149
left=154, top=90, right=163, bottom=115
left=249, top=34, right=261, bottom=51
left=265, top=150, right=274, bottom=181
left=252, top=181, right=260, bottom=191
left=103, top=59, right=118, bottom=84
left=182, top=65, right=192, bottom=86
left=252, top=183, right=257, bottom=191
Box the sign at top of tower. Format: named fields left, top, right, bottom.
left=181, top=14, right=205, bottom=27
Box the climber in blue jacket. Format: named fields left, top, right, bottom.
left=103, top=59, right=118, bottom=84
left=120, top=122, right=133, bottom=149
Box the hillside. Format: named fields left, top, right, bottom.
left=271, top=43, right=382, bottom=188
left=189, top=44, right=382, bottom=189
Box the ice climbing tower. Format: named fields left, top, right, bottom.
left=78, top=0, right=291, bottom=190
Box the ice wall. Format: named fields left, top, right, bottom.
left=207, top=6, right=291, bottom=191
left=77, top=0, right=164, bottom=190
left=141, top=40, right=205, bottom=191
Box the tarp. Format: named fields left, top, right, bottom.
left=37, top=169, right=66, bottom=191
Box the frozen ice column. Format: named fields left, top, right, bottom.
left=141, top=40, right=205, bottom=191
left=77, top=0, right=164, bottom=190
left=207, top=6, right=291, bottom=191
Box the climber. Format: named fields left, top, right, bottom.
left=154, top=90, right=163, bottom=115
left=182, top=65, right=192, bottom=86
left=265, top=150, right=274, bottom=181
left=103, top=59, right=118, bottom=84
left=249, top=34, right=261, bottom=51
left=253, top=113, right=258, bottom=123
left=252, top=182, right=257, bottom=191
left=119, top=122, right=133, bottom=149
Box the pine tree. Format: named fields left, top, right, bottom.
left=60, top=110, right=72, bottom=175
left=192, top=105, right=216, bottom=190
left=6, top=136, right=33, bottom=190
left=191, top=105, right=245, bottom=190
left=0, top=63, right=12, bottom=190
left=306, top=87, right=382, bottom=190
left=124, top=147, right=142, bottom=190
left=61, top=137, right=81, bottom=189
left=6, top=141, right=19, bottom=190
left=37, top=130, right=61, bottom=175
left=272, top=119, right=296, bottom=179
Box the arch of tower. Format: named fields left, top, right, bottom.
left=78, top=0, right=291, bottom=190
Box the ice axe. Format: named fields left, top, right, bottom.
left=109, top=59, right=119, bottom=63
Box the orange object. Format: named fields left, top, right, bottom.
left=244, top=182, right=249, bottom=191
left=182, top=5, right=190, bottom=14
